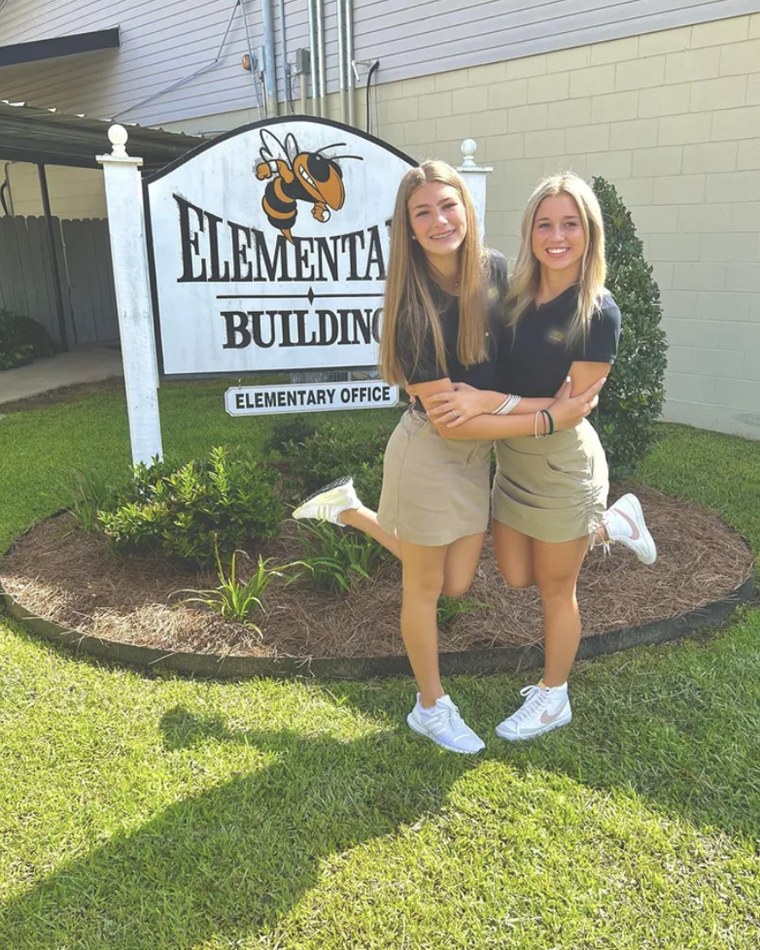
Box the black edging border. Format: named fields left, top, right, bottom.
left=1, top=545, right=755, bottom=680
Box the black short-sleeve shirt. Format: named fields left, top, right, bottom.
left=399, top=250, right=508, bottom=392
left=496, top=285, right=621, bottom=397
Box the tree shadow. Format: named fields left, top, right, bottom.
left=0, top=697, right=473, bottom=948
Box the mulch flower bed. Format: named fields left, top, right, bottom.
left=1, top=484, right=753, bottom=661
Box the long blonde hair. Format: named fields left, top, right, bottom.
left=507, top=173, right=606, bottom=346
left=379, top=161, right=489, bottom=385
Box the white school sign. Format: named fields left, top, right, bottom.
left=146, top=119, right=416, bottom=375
left=98, top=121, right=490, bottom=462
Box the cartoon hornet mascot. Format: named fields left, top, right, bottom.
left=255, top=129, right=362, bottom=242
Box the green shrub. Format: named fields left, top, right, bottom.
left=0, top=309, right=58, bottom=370
left=278, top=419, right=393, bottom=509
left=261, top=415, right=319, bottom=455
left=98, top=446, right=285, bottom=565
left=592, top=177, right=668, bottom=477
left=297, top=521, right=388, bottom=593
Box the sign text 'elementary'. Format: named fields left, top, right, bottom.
left=225, top=381, right=399, bottom=416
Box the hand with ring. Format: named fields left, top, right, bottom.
left=426, top=383, right=495, bottom=427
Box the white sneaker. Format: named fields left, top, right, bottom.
left=291, top=476, right=360, bottom=527
left=603, top=493, right=657, bottom=565
left=495, top=683, right=572, bottom=742
left=407, top=694, right=485, bottom=754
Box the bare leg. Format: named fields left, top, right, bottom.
left=441, top=531, right=486, bottom=597
left=532, top=535, right=589, bottom=687
left=398, top=540, right=448, bottom=707
left=341, top=505, right=401, bottom=558
left=491, top=519, right=536, bottom=589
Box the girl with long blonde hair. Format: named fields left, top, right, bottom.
left=426, top=172, right=656, bottom=741
left=293, top=162, right=604, bottom=754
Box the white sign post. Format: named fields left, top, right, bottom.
left=97, top=125, right=163, bottom=465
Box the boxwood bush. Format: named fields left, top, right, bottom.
left=98, top=446, right=285, bottom=565
left=0, top=309, right=58, bottom=370
left=273, top=417, right=395, bottom=510
left=592, top=177, right=668, bottom=477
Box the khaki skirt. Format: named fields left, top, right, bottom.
left=492, top=419, right=608, bottom=543
left=377, top=408, right=493, bottom=546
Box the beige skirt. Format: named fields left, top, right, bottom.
left=377, top=408, right=493, bottom=546
left=492, top=419, right=609, bottom=543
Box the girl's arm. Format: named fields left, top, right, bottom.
left=411, top=377, right=604, bottom=441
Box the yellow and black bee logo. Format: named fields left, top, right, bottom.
left=254, top=129, right=363, bottom=243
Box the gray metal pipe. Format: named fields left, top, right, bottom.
left=336, top=0, right=347, bottom=123
left=260, top=0, right=278, bottom=116
left=307, top=0, right=318, bottom=116
left=278, top=0, right=289, bottom=113
left=344, top=0, right=355, bottom=126
left=315, top=0, right=326, bottom=117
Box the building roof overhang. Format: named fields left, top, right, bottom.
left=0, top=100, right=205, bottom=171
left=0, top=28, right=121, bottom=68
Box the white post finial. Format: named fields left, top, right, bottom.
left=108, top=124, right=129, bottom=158
left=457, top=138, right=493, bottom=242
left=460, top=138, right=478, bottom=168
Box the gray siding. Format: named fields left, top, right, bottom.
left=0, top=0, right=756, bottom=126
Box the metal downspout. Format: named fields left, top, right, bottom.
left=315, top=0, right=326, bottom=117
left=344, top=0, right=355, bottom=126
left=260, top=0, right=278, bottom=116
left=278, top=0, right=289, bottom=113
left=336, top=0, right=347, bottom=123
left=307, top=0, right=318, bottom=116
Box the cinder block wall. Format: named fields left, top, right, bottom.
left=5, top=164, right=107, bottom=218
left=368, top=14, right=760, bottom=438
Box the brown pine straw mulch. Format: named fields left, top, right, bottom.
left=0, top=484, right=753, bottom=661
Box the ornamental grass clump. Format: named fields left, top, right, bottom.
left=297, top=520, right=388, bottom=593
left=177, top=545, right=308, bottom=633
left=592, top=176, right=668, bottom=477
left=98, top=446, right=285, bottom=565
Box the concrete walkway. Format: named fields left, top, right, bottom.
left=0, top=344, right=124, bottom=406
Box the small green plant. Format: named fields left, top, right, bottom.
left=0, top=309, right=58, bottom=370
left=436, top=594, right=488, bottom=628
left=592, top=176, right=668, bottom=477
left=98, top=446, right=285, bottom=565
left=178, top=544, right=308, bottom=632
left=65, top=469, right=124, bottom=532
left=297, top=520, right=388, bottom=593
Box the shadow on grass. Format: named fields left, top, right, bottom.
left=0, top=700, right=473, bottom=948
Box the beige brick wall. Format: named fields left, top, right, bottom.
left=5, top=164, right=107, bottom=218
left=373, top=14, right=760, bottom=439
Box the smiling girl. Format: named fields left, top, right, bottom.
left=426, top=172, right=656, bottom=741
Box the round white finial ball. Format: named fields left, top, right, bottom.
left=460, top=138, right=478, bottom=168
left=108, top=124, right=129, bottom=157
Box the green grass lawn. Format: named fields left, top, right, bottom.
left=1, top=379, right=758, bottom=949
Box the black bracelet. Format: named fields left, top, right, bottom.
left=545, top=409, right=555, bottom=436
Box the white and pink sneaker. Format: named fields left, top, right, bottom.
left=602, top=493, right=657, bottom=565
left=495, top=683, right=572, bottom=742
